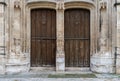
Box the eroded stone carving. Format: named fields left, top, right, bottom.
left=56, top=0, right=64, bottom=10
left=14, top=0, right=21, bottom=8
left=99, top=1, right=108, bottom=52
left=99, top=0, right=107, bottom=9
left=8, top=0, right=26, bottom=64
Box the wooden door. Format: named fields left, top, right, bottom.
left=31, top=9, right=56, bottom=67
left=64, top=9, right=90, bottom=67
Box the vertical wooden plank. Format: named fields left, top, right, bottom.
left=87, top=11, right=90, bottom=67
left=34, top=10, right=37, bottom=67
left=31, top=10, right=36, bottom=67
left=36, top=9, right=40, bottom=66
left=31, top=10, right=34, bottom=67
left=64, top=10, right=67, bottom=66
left=38, top=9, right=42, bottom=66
left=65, top=10, right=70, bottom=67
left=44, top=9, right=46, bottom=66
left=46, top=10, right=51, bottom=66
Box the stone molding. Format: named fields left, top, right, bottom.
left=26, top=0, right=56, bottom=4
left=64, top=0, right=95, bottom=6
left=26, top=2, right=56, bottom=9
left=64, top=1, right=95, bottom=9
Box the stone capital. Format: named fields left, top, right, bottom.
left=100, top=0, right=107, bottom=9
left=56, top=0, right=64, bottom=10
left=14, top=0, right=21, bottom=8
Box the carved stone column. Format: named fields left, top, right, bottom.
left=0, top=3, right=5, bottom=55
left=116, top=0, right=120, bottom=74
left=6, top=0, right=29, bottom=74
left=0, top=3, right=5, bottom=74
left=91, top=0, right=115, bottom=73
left=8, top=0, right=22, bottom=64
left=56, top=0, right=65, bottom=72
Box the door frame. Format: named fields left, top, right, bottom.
left=25, top=1, right=96, bottom=71
left=26, top=2, right=57, bottom=70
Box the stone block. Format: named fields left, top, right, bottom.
left=91, top=52, right=115, bottom=73
left=0, top=64, right=5, bottom=74
left=56, top=57, right=65, bottom=72
left=6, top=64, right=29, bottom=74
left=116, top=66, right=120, bottom=74
left=116, top=58, right=120, bottom=74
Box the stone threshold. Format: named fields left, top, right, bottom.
left=30, top=67, right=90, bottom=72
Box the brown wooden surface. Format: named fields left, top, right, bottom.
left=31, top=9, right=56, bottom=67
left=64, top=9, right=90, bottom=67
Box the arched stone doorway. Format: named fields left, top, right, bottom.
left=26, top=0, right=95, bottom=72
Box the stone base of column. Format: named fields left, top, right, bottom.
left=91, top=51, right=115, bottom=73
left=56, top=51, right=65, bottom=72
left=6, top=53, right=30, bottom=74
left=116, top=54, right=120, bottom=74
left=6, top=63, right=29, bottom=74
left=0, top=55, right=5, bottom=74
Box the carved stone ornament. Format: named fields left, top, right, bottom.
left=14, top=0, right=20, bottom=8
left=100, top=0, right=107, bottom=9
left=56, top=0, right=64, bottom=10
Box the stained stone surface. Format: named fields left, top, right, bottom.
left=116, top=2, right=120, bottom=74
left=0, top=0, right=118, bottom=74
left=0, top=73, right=120, bottom=81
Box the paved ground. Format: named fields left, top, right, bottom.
left=0, top=71, right=120, bottom=81
left=0, top=78, right=120, bottom=81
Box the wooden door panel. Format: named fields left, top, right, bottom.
left=65, top=9, right=90, bottom=67
left=31, top=9, right=56, bottom=67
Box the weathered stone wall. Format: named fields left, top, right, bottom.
left=0, top=0, right=117, bottom=74
left=91, top=0, right=116, bottom=73
left=6, top=0, right=29, bottom=74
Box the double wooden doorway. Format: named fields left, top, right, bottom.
left=31, top=8, right=90, bottom=68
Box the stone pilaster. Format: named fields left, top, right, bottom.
left=91, top=0, right=115, bottom=73
left=0, top=3, right=5, bottom=74
left=56, top=0, right=65, bottom=72
left=116, top=0, right=120, bottom=74
left=0, top=3, right=5, bottom=55
left=6, top=0, right=29, bottom=74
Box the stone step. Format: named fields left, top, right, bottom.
left=0, top=72, right=120, bottom=81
